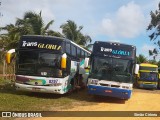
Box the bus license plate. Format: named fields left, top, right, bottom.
left=105, top=90, right=112, bottom=93
left=32, top=87, right=41, bottom=91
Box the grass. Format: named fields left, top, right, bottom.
left=0, top=77, right=97, bottom=112
left=0, top=71, right=127, bottom=112
left=0, top=63, right=97, bottom=112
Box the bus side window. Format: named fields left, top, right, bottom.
left=77, top=48, right=81, bottom=58
left=87, top=53, right=90, bottom=57
left=84, top=52, right=87, bottom=58
left=81, top=50, right=85, bottom=58
left=71, top=45, right=77, bottom=57
left=66, top=43, right=71, bottom=54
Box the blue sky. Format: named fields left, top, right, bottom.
left=0, top=0, right=159, bottom=60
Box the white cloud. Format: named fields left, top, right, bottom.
left=142, top=44, right=154, bottom=52
left=107, top=39, right=120, bottom=43
left=101, top=1, right=145, bottom=38
left=0, top=0, right=93, bottom=33
left=102, top=19, right=116, bottom=36
left=134, top=44, right=154, bottom=60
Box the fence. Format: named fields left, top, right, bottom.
left=0, top=59, right=15, bottom=82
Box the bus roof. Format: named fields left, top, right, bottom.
left=21, top=35, right=91, bottom=54
left=140, top=63, right=158, bottom=67
left=94, top=41, right=136, bottom=48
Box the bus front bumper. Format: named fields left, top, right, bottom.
left=15, top=83, right=66, bottom=94
left=138, top=81, right=157, bottom=89
left=88, top=85, right=132, bottom=99
left=139, top=84, right=157, bottom=89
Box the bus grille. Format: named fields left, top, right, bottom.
left=111, top=85, right=120, bottom=88
left=99, top=83, right=109, bottom=86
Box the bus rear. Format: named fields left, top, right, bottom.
left=87, top=41, right=136, bottom=99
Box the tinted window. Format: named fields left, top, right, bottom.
left=66, top=43, right=70, bottom=54
left=77, top=48, right=81, bottom=58
left=81, top=50, right=85, bottom=58
left=84, top=52, right=87, bottom=57
left=71, top=45, right=76, bottom=56
left=90, top=57, right=132, bottom=83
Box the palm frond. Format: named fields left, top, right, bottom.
left=43, top=20, right=54, bottom=31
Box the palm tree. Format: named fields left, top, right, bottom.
left=79, top=34, right=92, bottom=47
left=136, top=54, right=147, bottom=64
left=148, top=59, right=157, bottom=64
left=0, top=24, right=20, bottom=49
left=15, top=11, right=48, bottom=35
left=46, top=30, right=63, bottom=37
left=60, top=20, right=92, bottom=47
left=60, top=20, right=82, bottom=41
left=0, top=11, right=63, bottom=51
left=16, top=11, right=62, bottom=36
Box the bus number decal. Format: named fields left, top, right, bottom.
left=49, top=79, right=58, bottom=84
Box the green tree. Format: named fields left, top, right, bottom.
left=136, top=54, right=147, bottom=64
left=16, top=11, right=62, bottom=36
left=147, top=3, right=160, bottom=59
left=148, top=59, right=157, bottom=65
left=0, top=24, right=20, bottom=49
left=60, top=20, right=92, bottom=47
left=0, top=11, right=62, bottom=51
left=157, top=60, right=160, bottom=67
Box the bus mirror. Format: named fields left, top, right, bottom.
left=134, top=64, right=139, bottom=74
left=84, top=58, right=89, bottom=68
left=61, top=53, right=67, bottom=69
left=6, top=49, right=15, bottom=64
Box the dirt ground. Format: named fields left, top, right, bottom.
left=17, top=88, right=160, bottom=120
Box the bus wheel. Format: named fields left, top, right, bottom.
left=67, top=88, right=73, bottom=94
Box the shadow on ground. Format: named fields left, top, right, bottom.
left=0, top=83, right=126, bottom=104
left=133, top=88, right=160, bottom=94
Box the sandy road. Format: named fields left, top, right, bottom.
left=17, top=88, right=160, bottom=120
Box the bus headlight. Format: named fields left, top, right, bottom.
left=88, top=79, right=99, bottom=85
left=122, top=86, right=130, bottom=89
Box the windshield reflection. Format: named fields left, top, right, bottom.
left=140, top=72, right=158, bottom=81
left=17, top=51, right=65, bottom=77
left=90, top=57, right=133, bottom=83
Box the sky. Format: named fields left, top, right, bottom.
left=0, top=0, right=160, bottom=60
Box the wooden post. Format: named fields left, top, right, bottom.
left=3, top=59, right=5, bottom=79
left=13, top=62, right=15, bottom=81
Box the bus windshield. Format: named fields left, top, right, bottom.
left=17, top=50, right=65, bottom=78
left=140, top=72, right=158, bottom=81
left=90, top=57, right=133, bottom=83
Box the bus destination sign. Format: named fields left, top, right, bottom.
left=100, top=47, right=130, bottom=56
left=22, top=41, right=62, bottom=50
left=93, top=41, right=136, bottom=59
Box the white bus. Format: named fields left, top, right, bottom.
left=6, top=35, right=91, bottom=94
left=86, top=41, right=136, bottom=99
